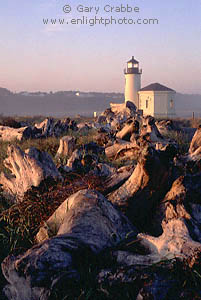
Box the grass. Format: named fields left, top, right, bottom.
left=0, top=128, right=100, bottom=173
left=163, top=130, right=191, bottom=154
left=68, top=128, right=99, bottom=146
left=0, top=137, right=60, bottom=173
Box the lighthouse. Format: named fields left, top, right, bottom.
left=124, top=56, right=142, bottom=108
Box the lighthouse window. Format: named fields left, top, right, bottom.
left=146, top=100, right=149, bottom=109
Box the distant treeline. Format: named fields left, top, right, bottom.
left=0, top=87, right=200, bottom=117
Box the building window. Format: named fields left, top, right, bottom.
left=146, top=99, right=149, bottom=109
left=170, top=99, right=174, bottom=108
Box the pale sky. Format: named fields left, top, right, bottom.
left=0, top=0, right=201, bottom=94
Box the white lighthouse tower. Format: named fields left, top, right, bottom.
left=124, top=56, right=142, bottom=108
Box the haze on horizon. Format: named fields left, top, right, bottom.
left=0, top=0, right=201, bottom=94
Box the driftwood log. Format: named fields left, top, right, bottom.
left=0, top=145, right=62, bottom=200
left=56, top=136, right=76, bottom=158
left=141, top=116, right=164, bottom=143
left=35, top=118, right=54, bottom=137
left=34, top=118, right=77, bottom=138
left=105, top=140, right=138, bottom=160
left=155, top=119, right=178, bottom=135
left=2, top=189, right=135, bottom=300
left=108, top=142, right=176, bottom=231
left=113, top=172, right=201, bottom=268
left=189, top=126, right=201, bottom=158
left=98, top=101, right=137, bottom=129
left=103, top=165, right=134, bottom=194
left=0, top=125, right=37, bottom=142
left=116, top=120, right=139, bottom=141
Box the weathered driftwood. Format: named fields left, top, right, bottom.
left=91, top=163, right=116, bottom=178
left=105, top=140, right=136, bottom=159
left=103, top=165, right=134, bottom=194
left=34, top=118, right=77, bottom=138
left=65, top=142, right=102, bottom=172
left=114, top=219, right=201, bottom=267
left=113, top=172, right=201, bottom=267
left=189, top=126, right=201, bottom=156
left=56, top=136, right=76, bottom=158
left=97, top=260, right=196, bottom=300
left=0, top=118, right=75, bottom=141
left=98, top=101, right=137, bottom=128
left=35, top=118, right=54, bottom=137
left=108, top=143, right=176, bottom=231
left=95, top=128, right=115, bottom=147
left=153, top=173, right=201, bottom=240
left=0, top=145, right=62, bottom=200
left=141, top=116, right=164, bottom=143
left=77, top=123, right=91, bottom=133
left=0, top=125, right=34, bottom=141
left=66, top=149, right=82, bottom=170
left=2, top=189, right=135, bottom=300
left=53, top=118, right=72, bottom=137
left=155, top=119, right=178, bottom=135
left=116, top=120, right=139, bottom=141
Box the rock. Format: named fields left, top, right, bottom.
left=2, top=189, right=136, bottom=300
left=0, top=145, right=62, bottom=200
left=56, top=136, right=76, bottom=158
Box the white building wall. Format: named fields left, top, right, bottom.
left=139, top=91, right=176, bottom=118
left=167, top=92, right=176, bottom=117
left=153, top=92, right=168, bottom=118
left=138, top=91, right=154, bottom=116
left=154, top=91, right=176, bottom=118
left=125, top=73, right=141, bottom=108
